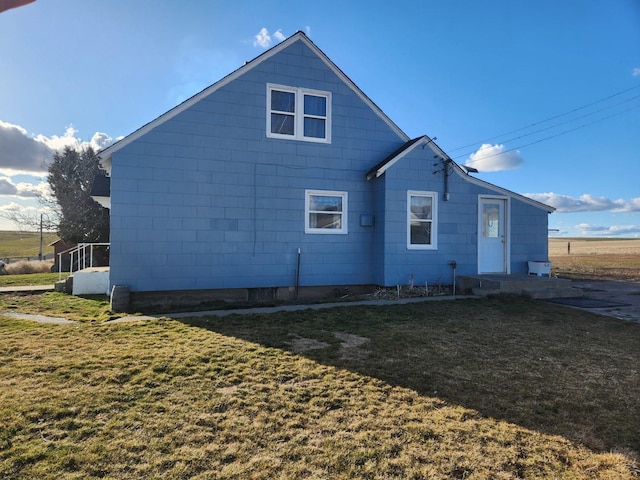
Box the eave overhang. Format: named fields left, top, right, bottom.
left=367, top=136, right=555, bottom=213
left=365, top=135, right=432, bottom=181
left=90, top=172, right=111, bottom=210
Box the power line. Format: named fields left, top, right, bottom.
left=447, top=83, right=640, bottom=155
left=457, top=101, right=640, bottom=164
left=466, top=93, right=640, bottom=152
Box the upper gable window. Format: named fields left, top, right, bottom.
left=267, top=84, right=331, bottom=143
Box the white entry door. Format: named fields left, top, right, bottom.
left=478, top=197, right=508, bottom=273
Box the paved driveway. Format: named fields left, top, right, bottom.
left=559, top=280, right=640, bottom=323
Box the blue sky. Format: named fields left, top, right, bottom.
left=1, top=0, right=639, bottom=236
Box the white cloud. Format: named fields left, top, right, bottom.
left=0, top=177, right=49, bottom=198
left=0, top=120, right=53, bottom=175
left=0, top=200, right=43, bottom=230
left=88, top=132, right=117, bottom=151
left=633, top=67, right=640, bottom=77
left=575, top=223, right=640, bottom=236
left=0, top=201, right=29, bottom=214
left=626, top=197, right=640, bottom=211
left=0, top=178, right=18, bottom=196
left=466, top=143, right=524, bottom=172
left=524, top=192, right=640, bottom=213
left=0, top=200, right=40, bottom=217
left=253, top=27, right=286, bottom=49
left=0, top=120, right=116, bottom=176
left=254, top=27, right=271, bottom=48
left=34, top=126, right=116, bottom=153
left=18, top=181, right=49, bottom=198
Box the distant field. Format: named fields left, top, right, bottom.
left=549, top=238, right=640, bottom=281
left=0, top=231, right=59, bottom=259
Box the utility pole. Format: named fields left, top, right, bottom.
left=39, top=213, right=43, bottom=261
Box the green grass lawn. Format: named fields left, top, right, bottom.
left=0, top=292, right=112, bottom=322
left=1, top=295, right=638, bottom=478
left=0, top=231, right=59, bottom=259
left=0, top=273, right=69, bottom=288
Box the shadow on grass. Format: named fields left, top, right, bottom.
left=177, top=295, right=640, bottom=456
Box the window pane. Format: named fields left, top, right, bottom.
left=271, top=113, right=294, bottom=135
left=410, top=196, right=432, bottom=220
left=310, top=213, right=342, bottom=229
left=410, top=221, right=431, bottom=244
left=271, top=90, right=295, bottom=112
left=310, top=195, right=342, bottom=212
left=304, top=117, right=326, bottom=138
left=483, top=203, right=500, bottom=238
left=304, top=94, right=326, bottom=116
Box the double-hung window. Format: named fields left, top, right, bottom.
left=305, top=190, right=347, bottom=234
left=268, top=84, right=331, bottom=143
left=407, top=191, right=437, bottom=249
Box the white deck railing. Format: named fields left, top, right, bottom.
left=57, top=242, right=110, bottom=280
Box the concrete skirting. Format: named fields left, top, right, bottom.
left=122, top=284, right=379, bottom=313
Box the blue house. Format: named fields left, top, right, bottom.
left=95, top=31, right=554, bottom=306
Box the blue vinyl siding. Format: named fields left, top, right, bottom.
left=374, top=150, right=549, bottom=286
left=109, top=39, right=399, bottom=291
left=510, top=201, right=550, bottom=272
left=107, top=36, right=551, bottom=293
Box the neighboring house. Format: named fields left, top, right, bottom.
left=49, top=239, right=75, bottom=271
left=94, top=31, right=554, bottom=304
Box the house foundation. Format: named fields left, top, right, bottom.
left=113, top=284, right=378, bottom=313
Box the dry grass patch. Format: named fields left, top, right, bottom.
left=4, top=261, right=54, bottom=275
left=1, top=296, right=638, bottom=479
left=550, top=238, right=640, bottom=281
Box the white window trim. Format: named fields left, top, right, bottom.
left=305, top=189, right=348, bottom=234
left=267, top=84, right=331, bottom=143
left=407, top=190, right=438, bottom=250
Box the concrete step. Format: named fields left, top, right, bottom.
left=522, top=287, right=584, bottom=300
left=459, top=274, right=579, bottom=299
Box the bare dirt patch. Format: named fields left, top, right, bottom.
left=285, top=332, right=371, bottom=361
left=334, top=332, right=370, bottom=361
left=285, top=334, right=329, bottom=353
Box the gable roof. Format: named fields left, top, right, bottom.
left=367, top=136, right=555, bottom=213
left=97, top=31, right=409, bottom=174
left=366, top=135, right=431, bottom=180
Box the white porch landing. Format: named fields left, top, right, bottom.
left=72, top=267, right=110, bottom=295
